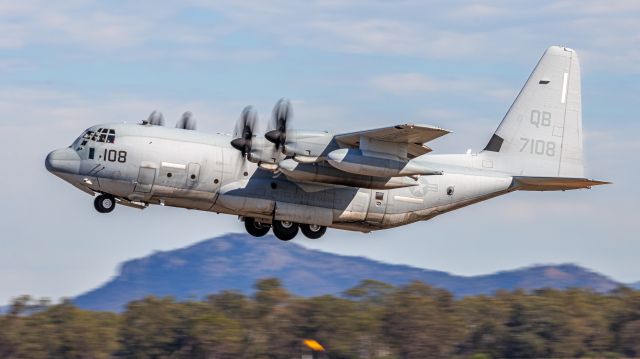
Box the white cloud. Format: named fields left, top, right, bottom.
left=370, top=72, right=515, bottom=101
left=0, top=0, right=637, bottom=71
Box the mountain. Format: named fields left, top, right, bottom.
left=74, top=233, right=622, bottom=311
left=628, top=281, right=640, bottom=290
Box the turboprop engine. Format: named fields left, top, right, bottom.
left=264, top=99, right=333, bottom=162
left=326, top=148, right=441, bottom=177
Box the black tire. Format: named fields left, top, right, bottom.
left=94, top=194, right=116, bottom=213
left=244, top=218, right=270, bottom=237
left=300, top=224, right=327, bottom=239
left=272, top=220, right=299, bottom=241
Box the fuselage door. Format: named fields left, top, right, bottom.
left=135, top=167, right=156, bottom=193
left=366, top=189, right=388, bottom=223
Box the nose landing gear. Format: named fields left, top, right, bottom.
left=94, top=194, right=116, bottom=213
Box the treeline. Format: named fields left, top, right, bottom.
left=1, top=279, right=640, bottom=358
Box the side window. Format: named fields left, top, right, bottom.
left=107, top=129, right=116, bottom=143
left=89, top=148, right=95, bottom=159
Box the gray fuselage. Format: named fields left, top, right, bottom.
left=46, top=122, right=515, bottom=233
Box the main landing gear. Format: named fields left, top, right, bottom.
left=300, top=223, right=327, bottom=239
left=243, top=218, right=327, bottom=241
left=272, top=220, right=299, bottom=241
left=244, top=217, right=270, bottom=237
left=94, top=193, right=116, bottom=213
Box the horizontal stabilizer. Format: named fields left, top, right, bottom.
left=513, top=176, right=610, bottom=191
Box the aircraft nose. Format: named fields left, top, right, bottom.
left=45, top=147, right=81, bottom=174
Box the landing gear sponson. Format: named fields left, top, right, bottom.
left=91, top=194, right=325, bottom=241
left=243, top=217, right=327, bottom=241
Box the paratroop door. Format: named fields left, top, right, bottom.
left=135, top=167, right=156, bottom=193
left=366, top=190, right=388, bottom=223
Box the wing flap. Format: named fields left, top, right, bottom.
left=335, top=124, right=450, bottom=158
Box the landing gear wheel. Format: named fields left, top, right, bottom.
left=94, top=194, right=116, bottom=213
left=272, top=220, right=299, bottom=241
left=301, top=224, right=327, bottom=239
left=244, top=218, right=270, bottom=237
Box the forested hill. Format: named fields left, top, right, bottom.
left=74, top=233, right=621, bottom=311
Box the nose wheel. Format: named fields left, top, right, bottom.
left=94, top=194, right=116, bottom=213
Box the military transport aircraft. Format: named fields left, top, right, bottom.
left=46, top=46, right=607, bottom=241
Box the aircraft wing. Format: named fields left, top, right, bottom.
left=334, top=124, right=451, bottom=158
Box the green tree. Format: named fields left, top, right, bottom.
left=382, top=282, right=463, bottom=359
left=119, top=296, right=187, bottom=358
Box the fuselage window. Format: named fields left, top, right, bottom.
left=89, top=148, right=95, bottom=159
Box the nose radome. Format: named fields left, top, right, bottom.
left=45, top=147, right=81, bottom=174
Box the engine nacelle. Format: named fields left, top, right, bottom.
left=283, top=130, right=334, bottom=159
left=326, top=148, right=441, bottom=177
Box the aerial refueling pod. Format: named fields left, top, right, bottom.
left=326, top=148, right=441, bottom=177
left=278, top=159, right=418, bottom=189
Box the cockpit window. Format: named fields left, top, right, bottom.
left=83, top=128, right=116, bottom=144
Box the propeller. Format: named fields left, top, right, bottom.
left=147, top=110, right=165, bottom=126
left=265, top=98, right=292, bottom=151
left=230, top=106, right=258, bottom=158
left=176, top=111, right=197, bottom=130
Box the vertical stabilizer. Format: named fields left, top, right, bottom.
left=483, top=46, right=583, bottom=178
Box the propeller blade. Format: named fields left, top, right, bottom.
left=231, top=106, right=258, bottom=158
left=176, top=111, right=197, bottom=130
left=265, top=98, right=291, bottom=150
left=147, top=110, right=165, bottom=126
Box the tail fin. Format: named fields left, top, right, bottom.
left=483, top=46, right=583, bottom=178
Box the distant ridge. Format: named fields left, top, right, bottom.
left=74, top=233, right=622, bottom=311
left=629, top=281, right=640, bottom=290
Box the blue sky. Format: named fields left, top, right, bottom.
left=0, top=0, right=638, bottom=304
